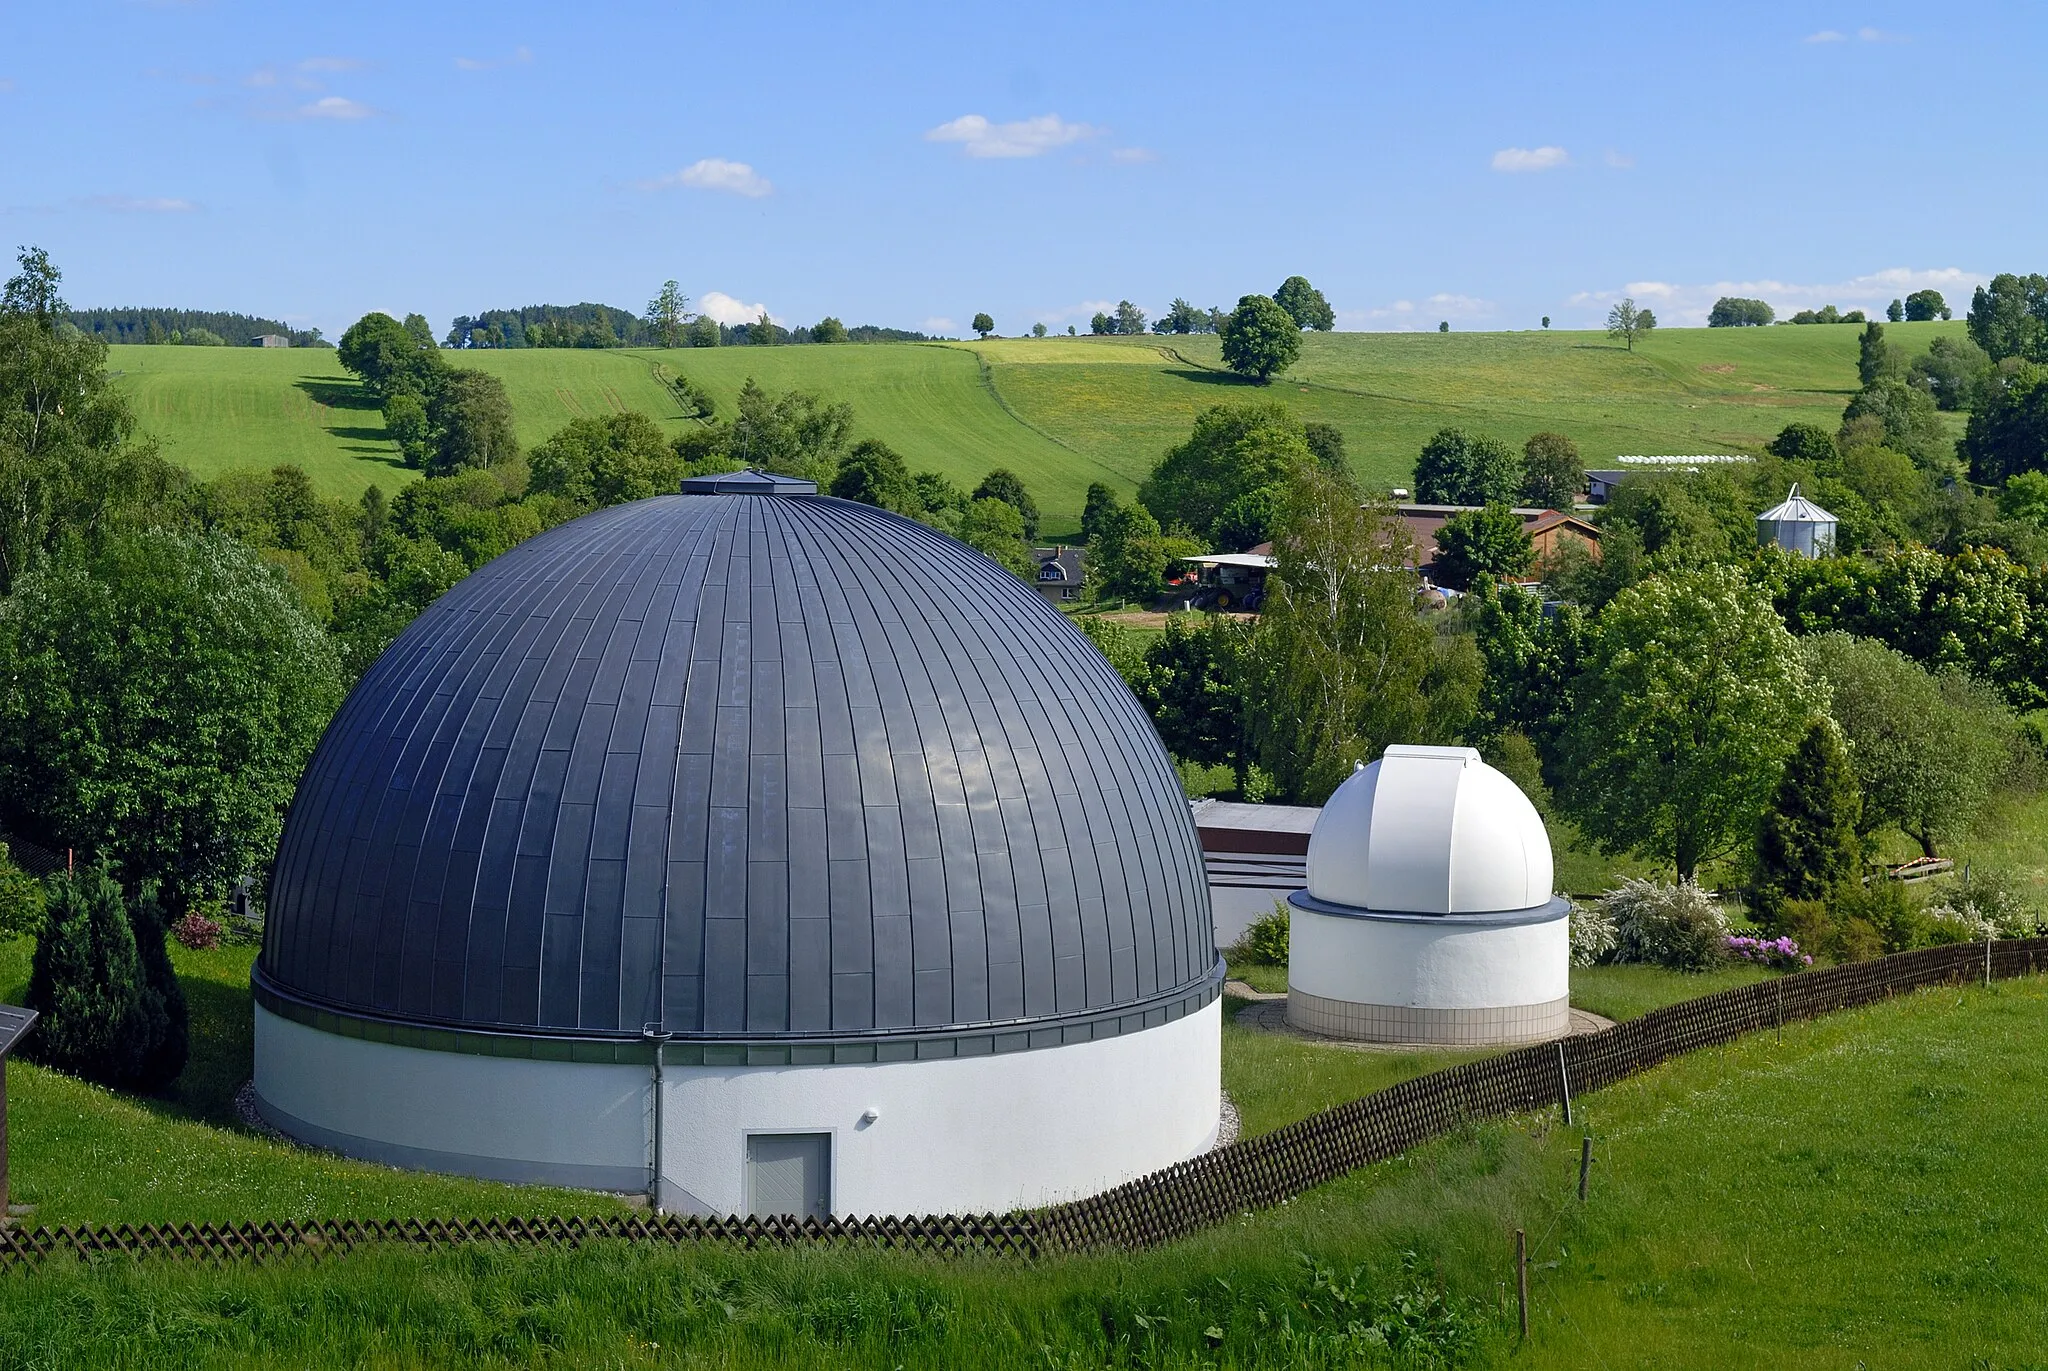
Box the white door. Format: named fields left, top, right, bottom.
left=745, top=1132, right=831, bottom=1220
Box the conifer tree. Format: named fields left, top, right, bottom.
left=128, top=884, right=190, bottom=1087
left=1752, top=716, right=1863, bottom=924
left=25, top=867, right=148, bottom=1085
left=23, top=867, right=187, bottom=1089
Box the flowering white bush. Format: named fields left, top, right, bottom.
left=1601, top=877, right=1730, bottom=971
left=1921, top=902, right=1996, bottom=941
left=1568, top=899, right=1618, bottom=966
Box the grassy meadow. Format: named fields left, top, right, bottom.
left=3, top=943, right=2044, bottom=1366
left=107, top=320, right=1965, bottom=533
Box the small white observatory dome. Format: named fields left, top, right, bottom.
left=1307, top=745, right=1554, bottom=915
left=1288, top=745, right=1570, bottom=1045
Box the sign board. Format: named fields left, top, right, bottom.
left=0, top=1004, right=36, bottom=1059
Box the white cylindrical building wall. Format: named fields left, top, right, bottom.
left=255, top=1000, right=1221, bottom=1216
left=1286, top=907, right=1569, bottom=1044
left=657, top=999, right=1220, bottom=1216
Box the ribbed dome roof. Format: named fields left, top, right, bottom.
left=1305, top=746, right=1553, bottom=914
left=260, top=492, right=1212, bottom=1042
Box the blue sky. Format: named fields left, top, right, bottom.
left=4, top=1, right=2043, bottom=339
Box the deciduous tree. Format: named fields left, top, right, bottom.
left=1708, top=297, right=1775, bottom=327
left=1218, top=295, right=1301, bottom=382
left=1432, top=503, right=1534, bottom=589
left=1799, top=632, right=2019, bottom=857
left=971, top=312, right=994, bottom=339
left=972, top=467, right=1040, bottom=541
left=1242, top=470, right=1478, bottom=803
left=828, top=439, right=915, bottom=513
left=0, top=531, right=344, bottom=913
left=425, top=368, right=518, bottom=473
left=1961, top=363, right=2048, bottom=483
left=1560, top=565, right=1816, bottom=880
left=1607, top=298, right=1648, bottom=351
left=1140, top=403, right=1313, bottom=538
left=811, top=316, right=848, bottom=344
left=645, top=281, right=691, bottom=348
left=1967, top=273, right=2048, bottom=363
left=1115, top=300, right=1147, bottom=336
left=955, top=497, right=1034, bottom=577
left=1520, top=431, right=1583, bottom=508
left=1413, top=427, right=1521, bottom=506
left=1904, top=289, right=1949, bottom=322
left=1273, top=276, right=1335, bottom=331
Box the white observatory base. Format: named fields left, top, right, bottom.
left=1286, top=897, right=1571, bottom=1044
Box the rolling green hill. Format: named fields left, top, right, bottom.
left=108, top=321, right=1967, bottom=536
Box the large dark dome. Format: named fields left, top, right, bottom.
left=259, top=489, right=1214, bottom=1048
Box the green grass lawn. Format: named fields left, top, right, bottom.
left=0, top=937, right=625, bottom=1227
left=110, top=323, right=1960, bottom=533
left=4, top=962, right=2041, bottom=1367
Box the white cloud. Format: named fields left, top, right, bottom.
left=278, top=95, right=376, bottom=120
left=299, top=56, right=365, bottom=72
left=82, top=195, right=199, bottom=213
left=1034, top=299, right=1117, bottom=325
left=455, top=45, right=533, bottom=71
left=697, top=291, right=775, bottom=326
left=921, top=317, right=956, bottom=335
left=1567, top=266, right=1985, bottom=327
left=639, top=158, right=773, bottom=197
left=1491, top=145, right=1569, bottom=173
left=245, top=66, right=279, bottom=87
left=1604, top=149, right=1634, bottom=169
left=1806, top=27, right=1904, bottom=44
left=925, top=113, right=1097, bottom=158
left=1338, top=293, right=1495, bottom=330
left=0, top=78, right=15, bottom=94
left=1110, top=146, right=1157, bottom=164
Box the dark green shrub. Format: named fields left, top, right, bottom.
left=0, top=843, right=44, bottom=939
left=129, top=885, right=189, bottom=1087
left=24, top=867, right=186, bottom=1090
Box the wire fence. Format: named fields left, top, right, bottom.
left=3, top=937, right=2039, bottom=1269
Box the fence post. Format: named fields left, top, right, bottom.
left=1578, top=1135, right=1592, bottom=1203
left=1555, top=1040, right=1572, bottom=1126
left=1515, top=1227, right=1529, bottom=1339
left=1986, top=935, right=1993, bottom=989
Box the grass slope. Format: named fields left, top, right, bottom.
left=2, top=964, right=2041, bottom=1366
left=960, top=320, right=1969, bottom=507
left=110, top=322, right=1965, bottom=532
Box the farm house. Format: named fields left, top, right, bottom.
left=252, top=472, right=1223, bottom=1218
left=1286, top=745, right=1570, bottom=1045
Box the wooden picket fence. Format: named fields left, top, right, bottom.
left=3, top=937, right=2038, bottom=1268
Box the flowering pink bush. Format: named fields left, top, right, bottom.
left=1725, top=934, right=1810, bottom=969
left=172, top=911, right=223, bottom=951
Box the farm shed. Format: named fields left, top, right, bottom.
left=254, top=474, right=1222, bottom=1218
left=1287, top=745, right=1569, bottom=1045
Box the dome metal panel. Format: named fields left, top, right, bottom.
left=260, top=493, right=1213, bottom=1042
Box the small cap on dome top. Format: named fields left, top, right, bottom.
left=681, top=468, right=817, bottom=496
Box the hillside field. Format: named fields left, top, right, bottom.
left=108, top=320, right=1967, bottom=536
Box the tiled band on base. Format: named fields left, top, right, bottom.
left=1285, top=988, right=1571, bottom=1045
